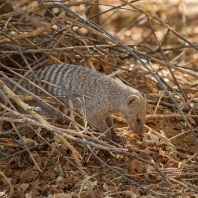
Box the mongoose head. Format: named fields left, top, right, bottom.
left=122, top=93, right=146, bottom=136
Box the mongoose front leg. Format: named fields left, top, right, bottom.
left=96, top=119, right=113, bottom=140
left=105, top=116, right=123, bottom=143
left=86, top=113, right=113, bottom=140
left=87, top=114, right=123, bottom=142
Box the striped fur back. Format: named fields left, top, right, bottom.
left=28, top=64, right=119, bottom=98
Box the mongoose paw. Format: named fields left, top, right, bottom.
left=112, top=135, right=126, bottom=143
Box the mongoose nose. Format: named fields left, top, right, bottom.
left=139, top=134, right=144, bottom=141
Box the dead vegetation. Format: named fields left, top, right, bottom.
left=0, top=0, right=198, bottom=197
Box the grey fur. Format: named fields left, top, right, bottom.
left=2, top=64, right=146, bottom=142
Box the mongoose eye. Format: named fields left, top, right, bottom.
left=137, top=118, right=141, bottom=124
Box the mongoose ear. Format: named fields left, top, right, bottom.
left=141, top=92, right=146, bottom=99
left=125, top=95, right=140, bottom=106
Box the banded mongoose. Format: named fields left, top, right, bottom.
left=4, top=64, right=147, bottom=142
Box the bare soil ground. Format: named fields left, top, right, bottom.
left=0, top=0, right=198, bottom=197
